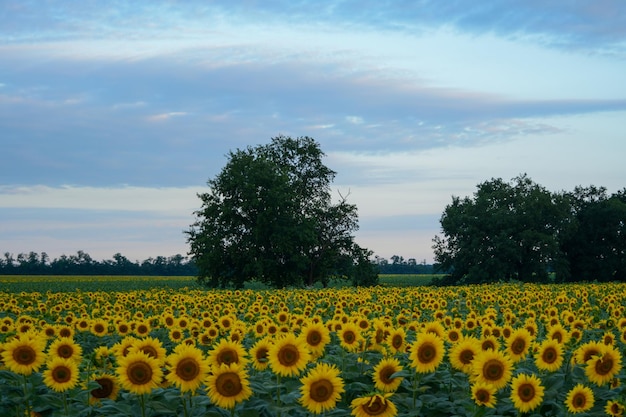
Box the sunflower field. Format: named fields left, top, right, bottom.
left=0, top=279, right=625, bottom=416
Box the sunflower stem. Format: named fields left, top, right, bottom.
left=182, top=392, right=189, bottom=417
left=22, top=374, right=32, bottom=417
left=139, top=393, right=146, bottom=417
left=62, top=391, right=69, bottom=416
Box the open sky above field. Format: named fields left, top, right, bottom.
left=2, top=1, right=626, bottom=264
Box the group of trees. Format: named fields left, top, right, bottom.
left=433, top=174, right=626, bottom=285
left=0, top=251, right=196, bottom=276
left=186, top=136, right=378, bottom=288
left=374, top=255, right=435, bottom=274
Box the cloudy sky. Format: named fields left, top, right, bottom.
left=2, top=1, right=625, bottom=264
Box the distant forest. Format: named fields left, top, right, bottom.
left=0, top=251, right=434, bottom=276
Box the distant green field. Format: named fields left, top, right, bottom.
left=0, top=273, right=440, bottom=292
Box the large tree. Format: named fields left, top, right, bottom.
left=432, top=174, right=564, bottom=284
left=557, top=186, right=626, bottom=282
left=186, top=135, right=377, bottom=288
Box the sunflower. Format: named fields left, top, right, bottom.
left=89, top=373, right=120, bottom=403
left=299, top=321, right=331, bottom=358
left=43, top=357, right=79, bottom=392
left=534, top=339, right=564, bottom=372
left=505, top=328, right=532, bottom=362
left=605, top=400, right=625, bottom=417
left=510, top=373, right=544, bottom=413
left=471, top=382, right=497, bottom=408
left=249, top=337, right=272, bottom=371
left=350, top=393, right=397, bottom=417
left=168, top=327, right=185, bottom=343
left=128, top=336, right=167, bottom=365
left=585, top=344, right=622, bottom=386
left=339, top=322, right=363, bottom=353
left=372, top=357, right=403, bottom=392
left=574, top=341, right=604, bottom=365
left=386, top=328, right=407, bottom=354
left=449, top=336, right=481, bottom=374
left=1, top=333, right=47, bottom=375
left=46, top=337, right=83, bottom=363
left=565, top=384, right=594, bottom=414
left=480, top=335, right=500, bottom=352
left=268, top=333, right=311, bottom=377
left=207, top=338, right=248, bottom=368
left=409, top=332, right=445, bottom=374
left=472, top=350, right=513, bottom=390
left=299, top=362, right=345, bottom=414
left=90, top=319, right=109, bottom=337
left=547, top=323, right=570, bottom=345
left=166, top=344, right=210, bottom=393
left=206, top=363, right=252, bottom=410
left=116, top=350, right=163, bottom=395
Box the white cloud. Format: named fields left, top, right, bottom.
left=0, top=185, right=204, bottom=214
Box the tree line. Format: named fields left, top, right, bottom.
left=0, top=251, right=197, bottom=276
left=433, top=174, right=626, bottom=285
left=0, top=249, right=430, bottom=277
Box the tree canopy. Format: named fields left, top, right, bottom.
left=433, top=174, right=626, bottom=285
left=186, top=135, right=377, bottom=288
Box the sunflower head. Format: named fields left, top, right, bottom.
left=472, top=350, right=513, bottom=390
left=268, top=333, right=311, bottom=377
left=510, top=373, right=545, bottom=413
left=471, top=382, right=497, bottom=408
left=565, top=384, right=594, bottom=413
left=166, top=344, right=210, bottom=393
left=372, top=357, right=403, bottom=392
left=43, top=357, right=79, bottom=392
left=300, top=362, right=345, bottom=414
left=206, top=363, right=252, bottom=410
left=116, top=350, right=163, bottom=395
left=1, top=333, right=47, bottom=375
left=89, top=373, right=120, bottom=403
left=208, top=339, right=248, bottom=369
left=409, top=332, right=445, bottom=374
left=350, top=393, right=397, bottom=417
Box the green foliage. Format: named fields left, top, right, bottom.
left=186, top=135, right=376, bottom=289
left=433, top=174, right=626, bottom=285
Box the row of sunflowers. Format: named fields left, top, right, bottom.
left=0, top=282, right=625, bottom=416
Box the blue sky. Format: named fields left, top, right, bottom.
left=2, top=0, right=626, bottom=263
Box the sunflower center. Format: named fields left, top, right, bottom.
left=552, top=332, right=563, bottom=343
left=417, top=343, right=436, bottom=364
left=277, top=344, right=300, bottom=366
left=475, top=389, right=490, bottom=403
left=137, top=325, right=149, bottom=334
left=379, top=365, right=395, bottom=384
left=363, top=396, right=389, bottom=415
left=217, top=349, right=238, bottom=365
left=92, top=377, right=114, bottom=398
left=542, top=347, right=557, bottom=363
left=572, top=393, right=586, bottom=408
left=310, top=379, right=333, bottom=402
left=448, top=331, right=459, bottom=342
left=483, top=359, right=504, bottom=381
left=94, top=324, right=105, bottom=333
left=52, top=365, right=72, bottom=383
left=57, top=345, right=74, bottom=359
left=140, top=346, right=159, bottom=359
left=511, top=338, right=526, bottom=355
left=517, top=383, right=536, bottom=402
left=391, top=335, right=403, bottom=349
left=215, top=372, right=242, bottom=397
left=343, top=331, right=356, bottom=344
left=583, top=349, right=600, bottom=363
left=595, top=356, right=614, bottom=376
left=13, top=346, right=36, bottom=365
left=255, top=347, right=268, bottom=362
left=127, top=361, right=153, bottom=385
left=482, top=340, right=495, bottom=351
left=307, top=331, right=322, bottom=346
left=176, top=357, right=200, bottom=381
left=460, top=349, right=474, bottom=364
